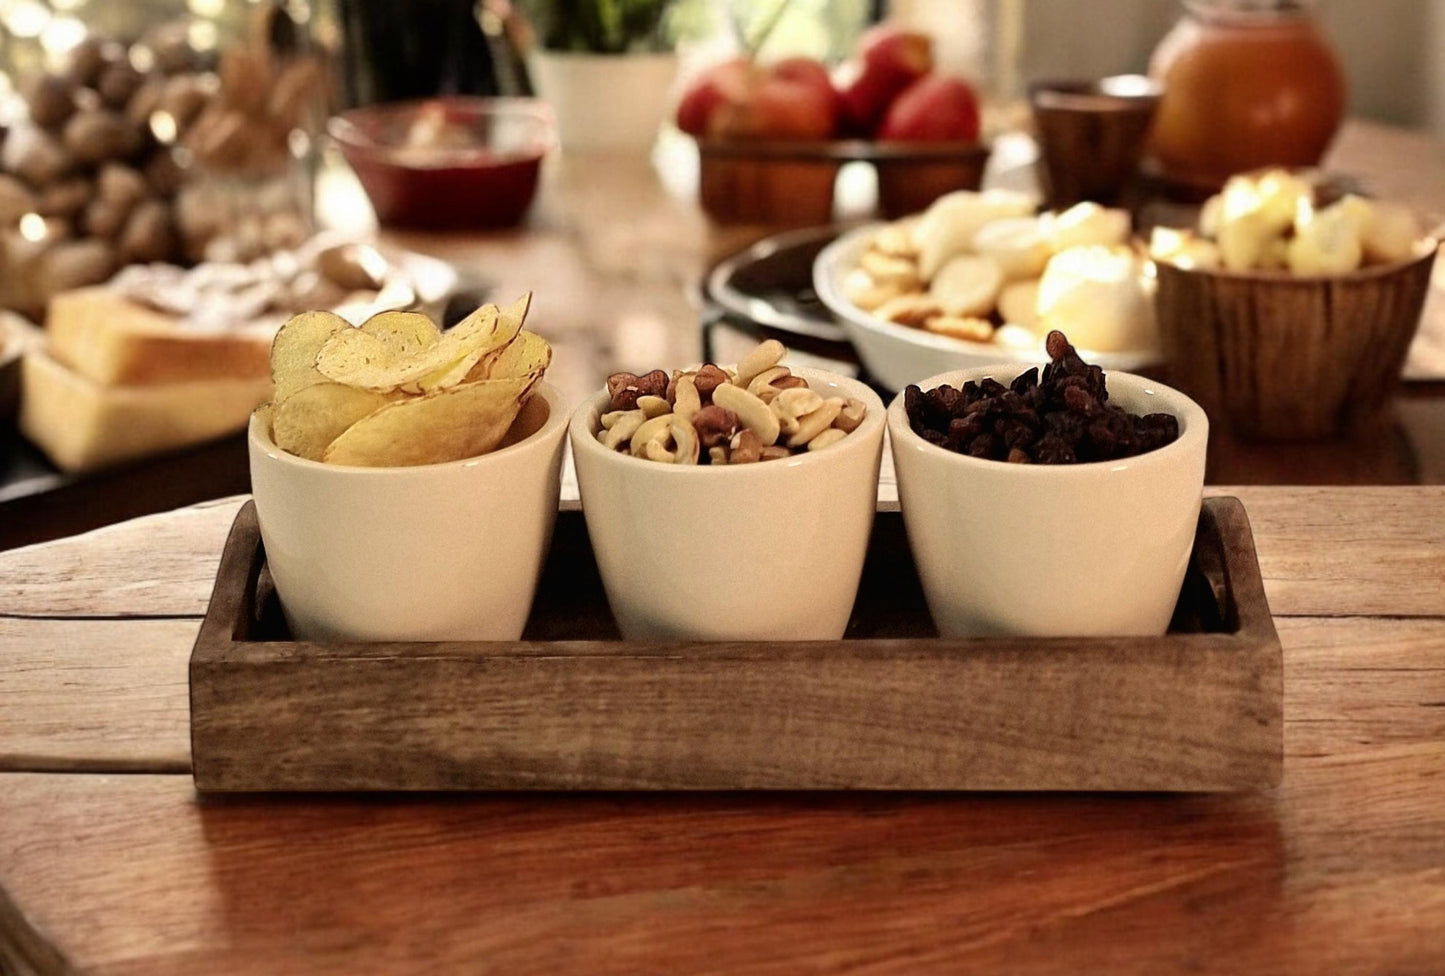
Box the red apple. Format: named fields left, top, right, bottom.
left=878, top=75, right=980, bottom=142
left=675, top=58, right=752, bottom=137
left=707, top=58, right=840, bottom=141
left=839, top=26, right=934, bottom=135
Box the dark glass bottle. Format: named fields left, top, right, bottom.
left=336, top=0, right=515, bottom=106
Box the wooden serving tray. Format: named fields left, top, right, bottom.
left=190, top=497, right=1282, bottom=793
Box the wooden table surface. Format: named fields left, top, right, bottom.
left=3, top=120, right=1445, bottom=974
left=2, top=485, right=1444, bottom=974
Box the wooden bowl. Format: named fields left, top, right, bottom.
left=696, top=138, right=990, bottom=226
left=1154, top=240, right=1439, bottom=440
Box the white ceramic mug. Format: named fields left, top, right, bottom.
left=248, top=382, right=568, bottom=641
left=888, top=368, right=1208, bottom=637
left=570, top=367, right=886, bottom=641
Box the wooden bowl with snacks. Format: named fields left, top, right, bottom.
left=1154, top=239, right=1439, bottom=439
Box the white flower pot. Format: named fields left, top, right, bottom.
left=529, top=50, right=677, bottom=152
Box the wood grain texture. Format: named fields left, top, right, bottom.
left=1, top=487, right=1441, bottom=776
left=4, top=487, right=1441, bottom=620
left=0, top=618, right=195, bottom=772
left=187, top=499, right=1281, bottom=792
left=0, top=495, right=248, bottom=618
left=1155, top=248, right=1439, bottom=439
left=2, top=721, right=1444, bottom=976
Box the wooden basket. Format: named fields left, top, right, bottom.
left=696, top=138, right=990, bottom=226
left=190, top=497, right=1281, bottom=793
left=1154, top=243, right=1439, bottom=439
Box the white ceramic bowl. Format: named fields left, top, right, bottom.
left=249, top=382, right=568, bottom=641
left=570, top=367, right=886, bottom=641
left=814, top=223, right=1160, bottom=391
left=887, top=367, right=1208, bottom=637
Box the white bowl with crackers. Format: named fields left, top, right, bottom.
left=813, top=192, right=1163, bottom=391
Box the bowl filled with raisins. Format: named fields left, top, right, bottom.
left=886, top=331, right=1208, bottom=638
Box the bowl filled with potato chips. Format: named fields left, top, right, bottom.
left=569, top=339, right=886, bottom=642
left=1151, top=169, right=1440, bottom=439
left=249, top=296, right=565, bottom=642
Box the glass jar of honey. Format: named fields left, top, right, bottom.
left=1147, top=0, right=1346, bottom=192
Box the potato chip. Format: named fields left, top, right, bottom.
left=272, top=382, right=391, bottom=461
left=359, top=310, right=441, bottom=357
left=477, top=329, right=552, bottom=382
left=270, top=310, right=350, bottom=401
left=264, top=294, right=550, bottom=467
left=315, top=296, right=525, bottom=393
left=322, top=376, right=534, bottom=467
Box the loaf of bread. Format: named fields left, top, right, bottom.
left=20, top=346, right=271, bottom=472
left=45, top=286, right=273, bottom=386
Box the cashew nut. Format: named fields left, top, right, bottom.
left=713, top=383, right=780, bottom=446
left=636, top=395, right=671, bottom=419
left=630, top=413, right=675, bottom=456
left=807, top=428, right=848, bottom=451
left=834, top=397, right=867, bottom=433
left=601, top=408, right=642, bottom=430
left=600, top=411, right=646, bottom=450
left=787, top=397, right=844, bottom=448
left=673, top=374, right=701, bottom=421
left=735, top=339, right=786, bottom=387
left=770, top=387, right=824, bottom=436
left=746, top=365, right=792, bottom=401
left=770, top=400, right=799, bottom=437
left=670, top=415, right=699, bottom=465
left=774, top=387, right=824, bottom=420
left=644, top=439, right=675, bottom=463
left=708, top=445, right=728, bottom=465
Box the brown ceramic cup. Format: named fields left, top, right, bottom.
left=1030, top=75, right=1162, bottom=209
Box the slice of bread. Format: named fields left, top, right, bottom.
left=46, top=287, right=274, bottom=386
left=20, top=346, right=272, bottom=473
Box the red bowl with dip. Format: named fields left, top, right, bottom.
left=329, top=97, right=554, bottom=229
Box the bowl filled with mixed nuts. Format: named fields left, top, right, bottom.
left=569, top=339, right=886, bottom=641
left=886, top=331, right=1208, bottom=638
